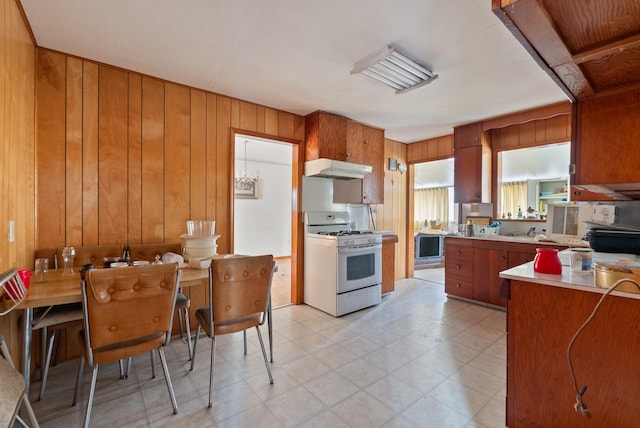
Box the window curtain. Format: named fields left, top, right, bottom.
left=415, top=187, right=449, bottom=228
left=501, top=181, right=528, bottom=218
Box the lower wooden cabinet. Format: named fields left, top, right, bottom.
left=381, top=234, right=398, bottom=294
left=444, top=236, right=567, bottom=308
left=507, top=279, right=640, bottom=426
left=444, top=238, right=474, bottom=299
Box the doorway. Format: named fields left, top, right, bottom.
left=232, top=134, right=293, bottom=308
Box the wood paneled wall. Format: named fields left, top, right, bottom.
left=0, top=0, right=36, bottom=358
left=406, top=134, right=453, bottom=164
left=35, top=48, right=304, bottom=256
left=373, top=139, right=408, bottom=279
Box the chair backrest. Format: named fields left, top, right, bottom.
left=0, top=268, right=27, bottom=316
left=127, top=243, right=182, bottom=263
left=82, top=263, right=180, bottom=360
left=57, top=244, right=124, bottom=267
left=209, top=255, right=274, bottom=326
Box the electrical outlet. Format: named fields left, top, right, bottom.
left=9, top=221, right=14, bottom=242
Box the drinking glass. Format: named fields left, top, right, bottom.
left=62, top=246, right=76, bottom=276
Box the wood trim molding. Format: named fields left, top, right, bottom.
left=481, top=101, right=571, bottom=131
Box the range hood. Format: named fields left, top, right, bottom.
left=304, top=158, right=372, bottom=180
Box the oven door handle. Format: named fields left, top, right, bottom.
left=338, top=243, right=382, bottom=253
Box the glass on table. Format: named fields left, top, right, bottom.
left=61, top=246, right=75, bottom=276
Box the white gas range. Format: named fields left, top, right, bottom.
left=304, top=211, right=382, bottom=316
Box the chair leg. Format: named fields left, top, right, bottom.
left=158, top=347, right=179, bottom=414
left=39, top=327, right=47, bottom=381
left=38, top=329, right=56, bottom=400
left=17, top=393, right=40, bottom=428
left=189, top=324, right=201, bottom=372
left=119, top=359, right=126, bottom=379
left=125, top=356, right=132, bottom=379
left=150, top=351, right=157, bottom=378
left=73, top=358, right=85, bottom=406
left=183, top=308, right=193, bottom=361
left=256, top=326, right=273, bottom=384
left=243, top=330, right=247, bottom=355
left=177, top=309, right=185, bottom=338
left=83, top=364, right=99, bottom=428
left=208, top=335, right=216, bottom=408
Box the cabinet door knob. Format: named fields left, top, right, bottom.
left=456, top=250, right=462, bottom=256
left=456, top=264, right=461, bottom=269
left=363, top=140, right=368, bottom=145
left=456, top=283, right=461, bottom=288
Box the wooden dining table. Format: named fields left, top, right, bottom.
left=15, top=259, right=274, bottom=394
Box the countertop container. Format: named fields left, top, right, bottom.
left=594, top=261, right=640, bottom=294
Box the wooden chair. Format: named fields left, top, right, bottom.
left=127, top=243, right=192, bottom=361
left=0, top=268, right=39, bottom=427
left=73, top=263, right=181, bottom=427
left=189, top=255, right=275, bottom=407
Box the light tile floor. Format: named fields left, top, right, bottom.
left=29, top=277, right=506, bottom=427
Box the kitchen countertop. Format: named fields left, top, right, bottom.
left=445, top=234, right=560, bottom=244
left=500, top=259, right=640, bottom=300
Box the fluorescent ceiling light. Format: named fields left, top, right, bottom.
left=351, top=46, right=438, bottom=94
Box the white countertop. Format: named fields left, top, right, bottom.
left=500, top=260, right=640, bottom=300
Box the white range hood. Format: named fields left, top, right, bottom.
left=305, top=158, right=372, bottom=180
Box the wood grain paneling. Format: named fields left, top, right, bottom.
left=65, top=57, right=83, bottom=245
left=1, top=0, right=36, bottom=361
left=127, top=73, right=142, bottom=244
left=98, top=66, right=129, bottom=244
left=83, top=62, right=99, bottom=245
left=406, top=134, right=453, bottom=163
left=190, top=89, right=207, bottom=221
left=36, top=50, right=66, bottom=250
left=164, top=83, right=191, bottom=241
left=375, top=138, right=408, bottom=279
left=141, top=76, right=165, bottom=243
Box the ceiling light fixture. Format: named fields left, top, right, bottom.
left=351, top=46, right=438, bottom=94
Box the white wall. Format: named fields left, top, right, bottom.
left=234, top=158, right=292, bottom=257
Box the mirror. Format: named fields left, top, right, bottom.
left=497, top=142, right=570, bottom=220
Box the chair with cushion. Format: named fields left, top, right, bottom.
left=189, top=254, right=275, bottom=407
left=73, top=263, right=181, bottom=427
left=127, top=243, right=192, bottom=360
left=0, top=268, right=39, bottom=427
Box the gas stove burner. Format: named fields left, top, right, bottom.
left=318, top=230, right=350, bottom=236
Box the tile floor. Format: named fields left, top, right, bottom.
left=29, top=275, right=506, bottom=427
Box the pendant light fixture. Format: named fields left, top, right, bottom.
left=234, top=140, right=260, bottom=198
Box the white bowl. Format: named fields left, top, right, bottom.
left=132, top=260, right=150, bottom=266
left=111, top=262, right=129, bottom=268
left=184, top=246, right=217, bottom=259
left=181, top=235, right=220, bottom=248
left=188, top=257, right=212, bottom=270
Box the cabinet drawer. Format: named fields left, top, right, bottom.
left=445, top=257, right=474, bottom=279
left=445, top=277, right=473, bottom=299
left=444, top=244, right=474, bottom=261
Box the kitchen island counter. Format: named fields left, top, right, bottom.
left=502, top=259, right=640, bottom=426
left=500, top=260, right=640, bottom=300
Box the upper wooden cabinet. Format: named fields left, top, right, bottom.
left=454, top=123, right=482, bottom=149
left=571, top=87, right=640, bottom=200
left=305, top=111, right=385, bottom=203
left=407, top=135, right=453, bottom=163
left=453, top=123, right=491, bottom=203
left=304, top=111, right=348, bottom=160
left=492, top=0, right=640, bottom=101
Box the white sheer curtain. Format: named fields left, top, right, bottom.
left=415, top=187, right=449, bottom=228
left=501, top=181, right=528, bottom=218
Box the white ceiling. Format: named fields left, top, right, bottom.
left=20, top=0, right=568, bottom=143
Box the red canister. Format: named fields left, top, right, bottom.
left=533, top=248, right=562, bottom=274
